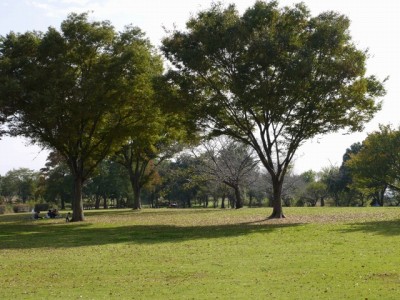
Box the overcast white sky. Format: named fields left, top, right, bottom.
left=0, top=0, right=399, bottom=175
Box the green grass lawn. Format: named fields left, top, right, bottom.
left=1, top=207, right=399, bottom=299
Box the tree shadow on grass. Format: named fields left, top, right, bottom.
left=337, top=219, right=400, bottom=236
left=0, top=209, right=134, bottom=223
left=0, top=221, right=302, bottom=250
left=50, top=208, right=225, bottom=219
left=0, top=208, right=199, bottom=225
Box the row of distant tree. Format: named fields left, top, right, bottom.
left=0, top=2, right=388, bottom=220
left=1, top=125, right=399, bottom=209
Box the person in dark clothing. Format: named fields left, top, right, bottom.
left=34, top=211, right=42, bottom=219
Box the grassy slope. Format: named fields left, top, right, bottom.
left=0, top=207, right=399, bottom=299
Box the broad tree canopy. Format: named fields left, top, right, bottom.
left=346, top=125, right=400, bottom=205
left=0, top=13, right=161, bottom=221
left=112, top=75, right=196, bottom=210
left=162, top=0, right=386, bottom=217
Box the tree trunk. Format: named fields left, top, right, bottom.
left=379, top=186, right=386, bottom=206
left=268, top=179, right=285, bottom=218
left=128, top=169, right=142, bottom=210
left=150, top=193, right=155, bottom=208
left=95, top=194, right=100, bottom=209
left=228, top=194, right=235, bottom=208
left=334, top=193, right=340, bottom=207
left=360, top=194, right=365, bottom=207
left=213, top=195, right=218, bottom=208
left=132, top=181, right=142, bottom=210
left=204, top=195, right=209, bottom=208
left=71, top=176, right=85, bottom=222
left=60, top=196, right=65, bottom=210
left=234, top=186, right=243, bottom=209
left=103, top=194, right=108, bottom=209
left=221, top=194, right=226, bottom=209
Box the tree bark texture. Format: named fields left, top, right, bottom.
left=234, top=186, right=243, bottom=209
left=128, top=168, right=142, bottom=210
left=71, top=177, right=85, bottom=221
left=269, top=179, right=285, bottom=219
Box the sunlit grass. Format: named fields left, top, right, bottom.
left=1, top=207, right=399, bottom=299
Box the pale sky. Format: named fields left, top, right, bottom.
left=0, top=0, right=399, bottom=175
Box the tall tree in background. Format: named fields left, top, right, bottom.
left=0, top=101, right=5, bottom=137
left=160, top=154, right=205, bottom=208
left=41, top=152, right=72, bottom=210
left=0, top=81, right=9, bottom=137
left=0, top=13, right=158, bottom=221
left=0, top=168, right=39, bottom=203
left=113, top=103, right=189, bottom=210
left=346, top=125, right=400, bottom=206
left=198, top=137, right=259, bottom=208
left=327, top=143, right=364, bottom=206
left=162, top=1, right=385, bottom=218
left=113, top=72, right=198, bottom=210
left=114, top=140, right=173, bottom=210
left=85, top=160, right=132, bottom=209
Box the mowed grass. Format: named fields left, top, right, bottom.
left=1, top=207, right=400, bottom=299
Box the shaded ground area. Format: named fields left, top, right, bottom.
left=0, top=221, right=301, bottom=250
left=1, top=207, right=399, bottom=250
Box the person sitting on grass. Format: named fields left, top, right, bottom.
left=33, top=211, right=42, bottom=220
left=45, top=209, right=61, bottom=218
left=53, top=209, right=62, bottom=218
left=46, top=209, right=53, bottom=218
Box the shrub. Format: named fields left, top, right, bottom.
left=12, top=204, right=31, bottom=213
left=295, top=198, right=305, bottom=207
left=34, top=203, right=49, bottom=213
left=0, top=205, right=14, bottom=214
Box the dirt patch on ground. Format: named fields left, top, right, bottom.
left=243, top=211, right=400, bottom=225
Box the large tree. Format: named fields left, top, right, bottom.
left=0, top=13, right=158, bottom=221
left=162, top=1, right=385, bottom=218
